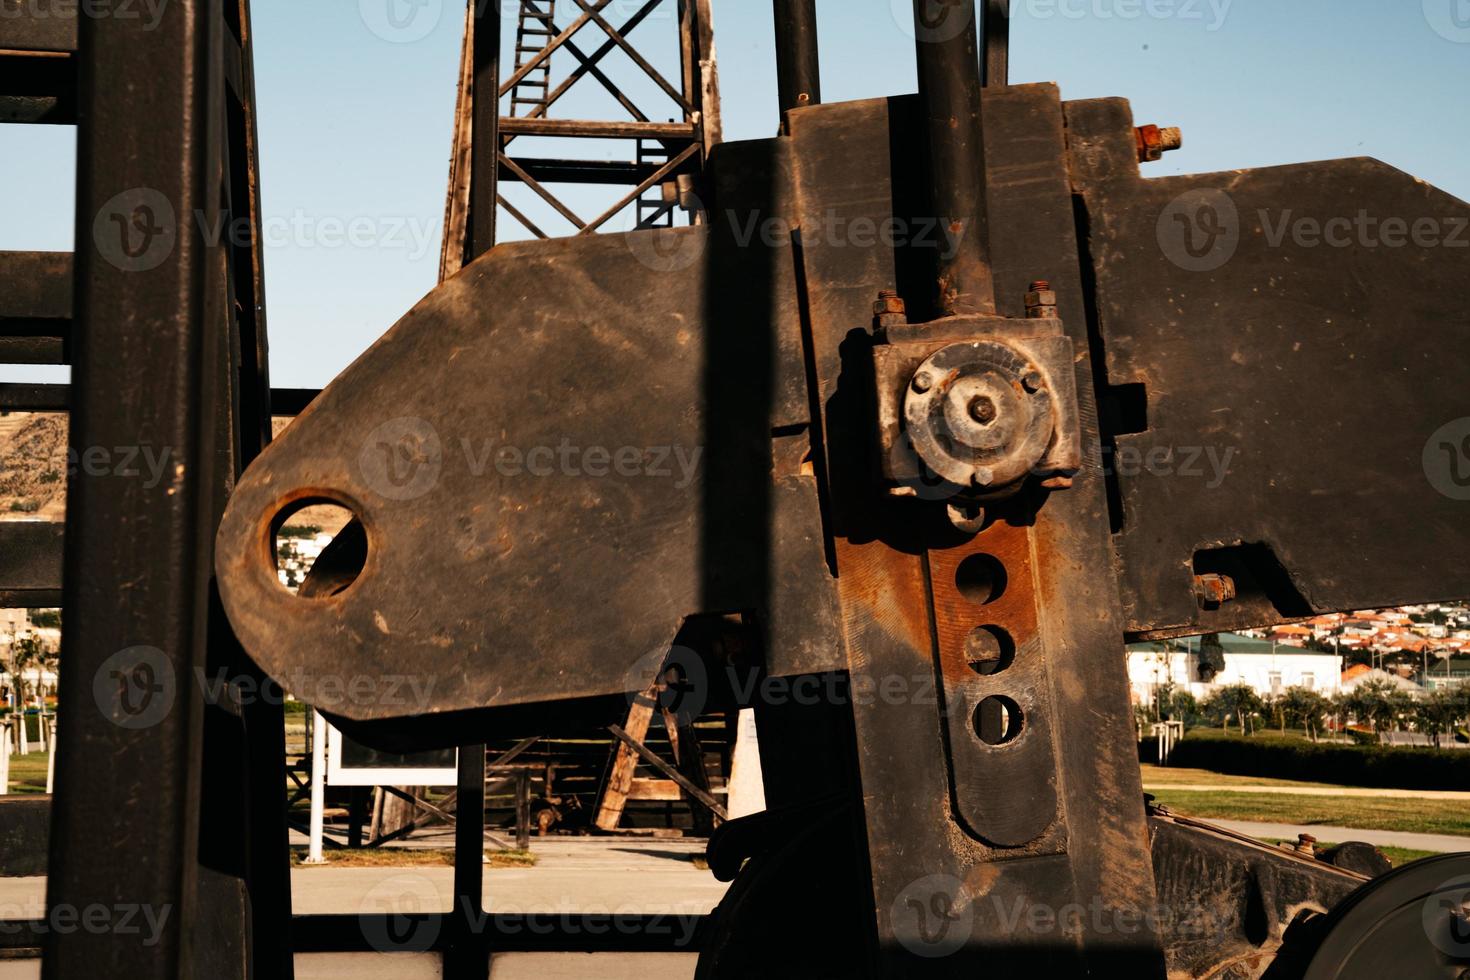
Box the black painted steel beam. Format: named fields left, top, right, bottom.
left=773, top=0, right=821, bottom=113
left=912, top=0, right=996, bottom=315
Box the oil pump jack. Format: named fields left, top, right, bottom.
left=14, top=0, right=1470, bottom=976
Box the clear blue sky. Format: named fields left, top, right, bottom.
left=2, top=0, right=1467, bottom=387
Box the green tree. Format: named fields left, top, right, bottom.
left=1204, top=683, right=1263, bottom=736
left=1280, top=686, right=1331, bottom=741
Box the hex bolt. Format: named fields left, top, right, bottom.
left=968, top=395, right=998, bottom=425
left=1024, top=282, right=1058, bottom=319
left=971, top=466, right=995, bottom=488
left=1135, top=125, right=1184, bottom=163
left=1295, top=833, right=1317, bottom=854
left=1194, top=573, right=1238, bottom=609
left=874, top=289, right=908, bottom=327
left=912, top=371, right=934, bottom=394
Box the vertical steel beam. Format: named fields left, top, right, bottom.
left=469, top=1, right=503, bottom=258
left=982, top=0, right=1010, bottom=87
left=773, top=0, right=821, bottom=113
left=912, top=0, right=995, bottom=315
left=445, top=747, right=488, bottom=978
left=46, top=0, right=226, bottom=974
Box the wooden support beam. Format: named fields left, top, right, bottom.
left=593, top=683, right=660, bottom=830
left=608, top=723, right=728, bottom=821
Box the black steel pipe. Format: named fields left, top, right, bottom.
left=773, top=0, right=821, bottom=113
left=912, top=0, right=996, bottom=316
left=983, top=0, right=1010, bottom=86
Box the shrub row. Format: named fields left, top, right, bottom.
left=1155, top=728, right=1470, bottom=791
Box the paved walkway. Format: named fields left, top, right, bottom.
left=0, top=839, right=722, bottom=980
left=1212, top=819, right=1470, bottom=853
left=1144, top=783, right=1470, bottom=800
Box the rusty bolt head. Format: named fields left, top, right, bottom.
left=968, top=395, right=998, bottom=426
left=1022, top=370, right=1044, bottom=394
left=911, top=370, right=934, bottom=394
left=1024, top=287, right=1058, bottom=318
left=971, top=466, right=995, bottom=488
left=1136, top=124, right=1184, bottom=163
left=874, top=289, right=907, bottom=323
left=1194, top=573, right=1238, bottom=609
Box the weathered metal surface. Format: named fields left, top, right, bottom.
left=0, top=0, right=78, bottom=52
left=1300, top=852, right=1470, bottom=979
left=0, top=522, right=65, bottom=599
left=0, top=796, right=51, bottom=877
left=1068, top=97, right=1470, bottom=639
left=779, top=84, right=1166, bottom=972
left=1148, top=812, right=1365, bottom=979
left=215, top=226, right=842, bottom=725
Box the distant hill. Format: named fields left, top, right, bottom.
left=0, top=413, right=66, bottom=519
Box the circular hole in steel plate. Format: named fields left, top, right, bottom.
left=974, top=695, right=1023, bottom=746
left=271, top=499, right=365, bottom=599
left=954, top=553, right=1007, bottom=605
left=964, top=625, right=1015, bottom=676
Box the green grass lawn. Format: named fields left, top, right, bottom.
left=1140, top=764, right=1342, bottom=790
left=1148, top=788, right=1470, bottom=837
left=289, top=847, right=535, bottom=868
left=4, top=752, right=49, bottom=793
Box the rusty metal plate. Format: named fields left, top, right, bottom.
left=1069, top=99, right=1470, bottom=638
left=215, top=228, right=841, bottom=726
